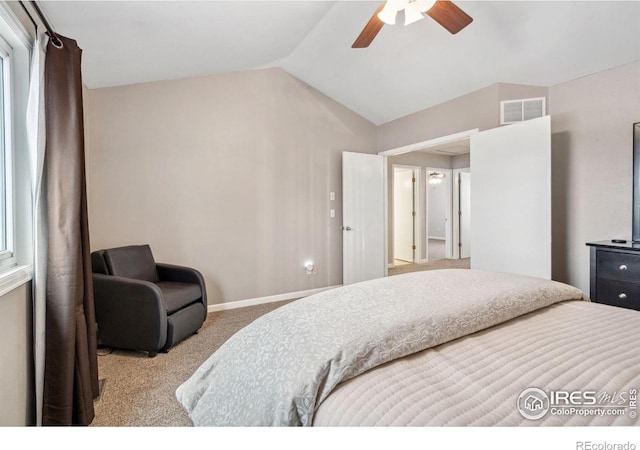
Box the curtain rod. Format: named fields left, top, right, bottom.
left=19, top=1, right=63, bottom=47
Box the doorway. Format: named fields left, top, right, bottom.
left=425, top=168, right=453, bottom=263
left=381, top=129, right=477, bottom=276
left=392, top=166, right=419, bottom=265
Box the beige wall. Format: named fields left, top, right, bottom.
left=86, top=68, right=377, bottom=305
left=451, top=153, right=471, bottom=169
left=85, top=57, right=640, bottom=304
left=0, top=283, right=34, bottom=425
left=549, top=61, right=640, bottom=293
left=377, top=83, right=548, bottom=152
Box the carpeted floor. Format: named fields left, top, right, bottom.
left=427, top=238, right=446, bottom=260
left=91, top=299, right=293, bottom=427
left=92, top=259, right=470, bottom=426
left=389, top=239, right=469, bottom=276
left=388, top=257, right=470, bottom=276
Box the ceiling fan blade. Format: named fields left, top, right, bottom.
left=352, top=3, right=386, bottom=48
left=426, top=1, right=473, bottom=34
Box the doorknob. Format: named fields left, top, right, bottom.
left=342, top=226, right=352, bottom=231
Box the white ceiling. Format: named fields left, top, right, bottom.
left=40, top=1, right=640, bottom=125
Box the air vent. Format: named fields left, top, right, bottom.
left=500, top=97, right=546, bottom=125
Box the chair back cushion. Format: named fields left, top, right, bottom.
left=103, top=244, right=159, bottom=282
left=91, top=250, right=109, bottom=275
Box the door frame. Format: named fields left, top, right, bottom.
left=379, top=128, right=479, bottom=269
left=452, top=168, right=471, bottom=259
left=379, top=129, right=479, bottom=157
left=391, top=164, right=421, bottom=265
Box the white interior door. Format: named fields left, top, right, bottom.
left=444, top=170, right=453, bottom=259
left=459, top=171, right=471, bottom=259
left=470, top=116, right=551, bottom=279
left=393, top=168, right=415, bottom=262
left=452, top=168, right=470, bottom=259
left=342, top=152, right=386, bottom=285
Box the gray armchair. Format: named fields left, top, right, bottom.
left=91, top=244, right=207, bottom=357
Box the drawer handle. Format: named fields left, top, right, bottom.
left=618, top=264, right=628, bottom=271
left=619, top=293, right=628, bottom=300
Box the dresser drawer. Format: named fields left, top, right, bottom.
left=596, top=250, right=640, bottom=283
left=595, top=279, right=640, bottom=311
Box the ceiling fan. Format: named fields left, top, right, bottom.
left=352, top=0, right=473, bottom=48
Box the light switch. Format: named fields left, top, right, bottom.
left=330, top=192, right=335, bottom=201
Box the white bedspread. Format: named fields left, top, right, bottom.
left=176, top=269, right=585, bottom=426
left=314, top=300, right=640, bottom=426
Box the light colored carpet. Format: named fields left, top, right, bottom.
left=389, top=239, right=471, bottom=276
left=91, top=299, right=293, bottom=427
left=390, top=239, right=468, bottom=277
left=388, top=257, right=470, bottom=276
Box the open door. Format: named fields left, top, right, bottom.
left=393, top=167, right=416, bottom=263
left=470, top=116, right=551, bottom=279
left=457, top=171, right=471, bottom=259
left=342, top=152, right=386, bottom=285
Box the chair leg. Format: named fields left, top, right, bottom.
left=148, top=351, right=157, bottom=358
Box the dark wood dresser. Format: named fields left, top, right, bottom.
left=586, top=240, right=640, bottom=311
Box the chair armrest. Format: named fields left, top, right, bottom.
left=92, top=273, right=167, bottom=352
left=156, top=263, right=207, bottom=308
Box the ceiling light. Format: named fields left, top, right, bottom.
left=378, top=0, right=409, bottom=25
left=404, top=2, right=424, bottom=26
left=379, top=0, right=436, bottom=26
left=377, top=5, right=397, bottom=25
left=429, top=172, right=445, bottom=184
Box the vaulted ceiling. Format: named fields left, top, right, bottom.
left=40, top=1, right=640, bottom=125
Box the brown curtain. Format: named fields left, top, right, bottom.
left=42, top=34, right=99, bottom=426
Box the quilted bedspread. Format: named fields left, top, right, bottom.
left=314, top=300, right=640, bottom=426
left=176, top=269, right=586, bottom=426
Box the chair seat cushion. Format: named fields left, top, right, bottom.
left=156, top=281, right=202, bottom=314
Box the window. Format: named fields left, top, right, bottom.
left=0, top=35, right=14, bottom=270
left=0, top=3, right=34, bottom=292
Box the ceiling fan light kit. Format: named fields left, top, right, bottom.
left=353, top=0, right=472, bottom=48
left=377, top=0, right=403, bottom=25
left=403, top=2, right=426, bottom=26
left=378, top=0, right=437, bottom=25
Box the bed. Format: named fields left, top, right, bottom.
left=176, top=269, right=640, bottom=426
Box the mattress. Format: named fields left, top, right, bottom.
left=313, top=300, right=640, bottom=426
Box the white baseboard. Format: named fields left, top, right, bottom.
left=388, top=263, right=395, bottom=269
left=207, top=285, right=342, bottom=313
left=419, top=259, right=429, bottom=264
